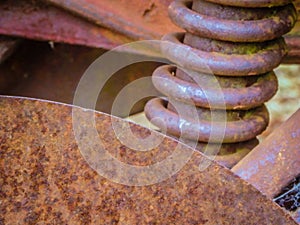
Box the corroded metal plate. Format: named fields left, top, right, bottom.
left=0, top=96, right=297, bottom=224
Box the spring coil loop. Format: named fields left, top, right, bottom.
left=145, top=0, right=297, bottom=168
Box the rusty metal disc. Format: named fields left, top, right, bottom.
left=0, top=96, right=297, bottom=224
left=168, top=0, right=296, bottom=42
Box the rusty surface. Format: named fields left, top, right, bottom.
left=194, top=0, right=291, bottom=19
left=205, top=0, right=292, bottom=7
left=169, top=0, right=296, bottom=42
left=0, top=95, right=298, bottom=224
left=0, top=0, right=298, bottom=64
left=162, top=32, right=287, bottom=76
left=151, top=65, right=278, bottom=109
left=46, top=0, right=179, bottom=41
left=232, top=109, right=300, bottom=199
left=284, top=20, right=300, bottom=64
left=0, top=0, right=134, bottom=50
left=145, top=0, right=294, bottom=168
left=145, top=98, right=269, bottom=143
left=284, top=36, right=300, bottom=64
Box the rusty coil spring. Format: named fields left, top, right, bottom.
left=145, top=0, right=297, bottom=168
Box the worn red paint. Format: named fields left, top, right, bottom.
left=46, top=0, right=179, bottom=40
left=0, top=1, right=133, bottom=49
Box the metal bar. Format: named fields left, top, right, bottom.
left=0, top=0, right=133, bottom=50
left=232, top=109, right=300, bottom=198
left=45, top=0, right=179, bottom=40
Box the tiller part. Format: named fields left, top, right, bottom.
left=233, top=109, right=300, bottom=199
left=145, top=0, right=297, bottom=168
left=232, top=109, right=300, bottom=222
left=0, top=96, right=299, bottom=224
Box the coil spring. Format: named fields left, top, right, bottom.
left=145, top=0, right=297, bottom=168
